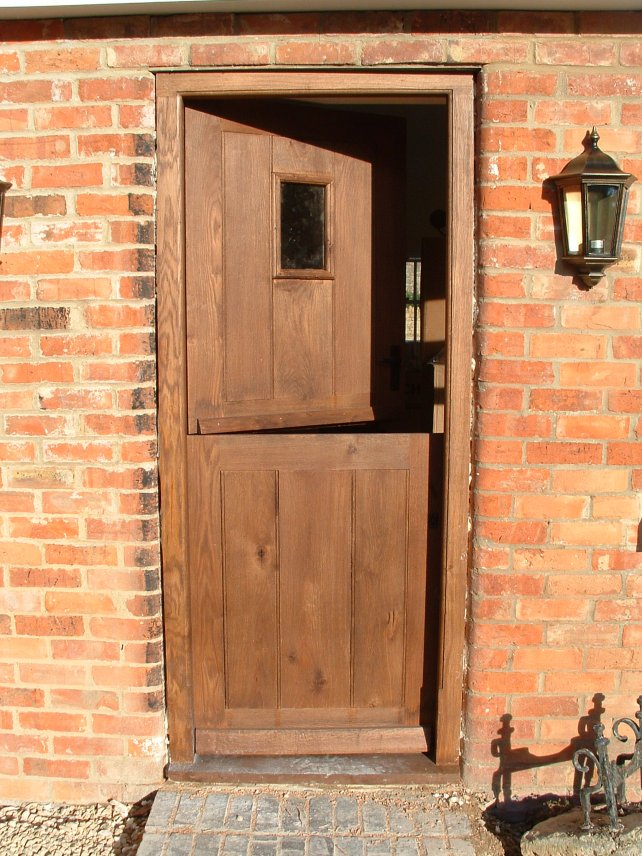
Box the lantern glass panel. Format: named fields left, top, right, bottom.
left=563, top=188, right=583, bottom=255
left=586, top=184, right=619, bottom=256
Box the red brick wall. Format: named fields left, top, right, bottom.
left=0, top=10, right=640, bottom=802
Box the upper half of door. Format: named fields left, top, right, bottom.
left=184, top=99, right=405, bottom=434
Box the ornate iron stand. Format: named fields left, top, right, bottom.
left=573, top=695, right=642, bottom=831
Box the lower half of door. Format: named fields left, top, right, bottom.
left=187, top=432, right=431, bottom=756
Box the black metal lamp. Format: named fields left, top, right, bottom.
left=550, top=128, right=636, bottom=287
left=0, top=180, right=10, bottom=249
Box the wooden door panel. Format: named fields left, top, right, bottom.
left=279, top=469, right=352, bottom=709
left=273, top=280, right=334, bottom=402
left=187, top=434, right=429, bottom=750
left=222, top=470, right=278, bottom=710
left=185, top=100, right=404, bottom=433
left=223, top=131, right=272, bottom=404
left=353, top=469, right=407, bottom=709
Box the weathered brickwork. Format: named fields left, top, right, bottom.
left=0, top=10, right=640, bottom=802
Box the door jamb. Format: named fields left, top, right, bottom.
left=156, top=70, right=474, bottom=771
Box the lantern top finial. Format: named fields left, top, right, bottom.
left=589, top=127, right=600, bottom=150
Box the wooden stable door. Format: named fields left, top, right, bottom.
left=183, top=100, right=431, bottom=756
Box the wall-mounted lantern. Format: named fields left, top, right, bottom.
left=0, top=181, right=10, bottom=250
left=550, top=129, right=636, bottom=288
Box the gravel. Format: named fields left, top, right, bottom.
left=0, top=793, right=154, bottom=856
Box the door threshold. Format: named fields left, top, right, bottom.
left=168, top=754, right=460, bottom=786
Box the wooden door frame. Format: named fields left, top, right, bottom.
left=156, top=70, right=474, bottom=772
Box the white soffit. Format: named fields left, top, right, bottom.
left=1, top=0, right=641, bottom=19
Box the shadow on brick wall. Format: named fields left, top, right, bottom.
left=487, top=693, right=606, bottom=823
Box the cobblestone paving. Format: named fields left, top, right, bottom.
left=139, top=788, right=480, bottom=856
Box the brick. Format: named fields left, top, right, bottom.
left=475, top=467, right=549, bottom=493
left=481, top=99, right=529, bottom=124
left=552, top=468, right=628, bottom=493
left=512, top=696, right=580, bottom=718
left=78, top=76, right=154, bottom=102
left=19, top=711, right=86, bottom=732
left=552, top=521, right=625, bottom=547
left=24, top=758, right=90, bottom=779
left=15, top=616, right=84, bottom=637
left=0, top=687, right=45, bottom=708
left=477, top=386, right=524, bottom=410
left=0, top=107, right=29, bottom=130
left=1, top=135, right=70, bottom=160
left=0, top=79, right=67, bottom=104
left=477, top=413, right=551, bottom=438
left=536, top=41, right=616, bottom=65
left=107, top=43, right=184, bottom=67
left=54, top=736, right=124, bottom=757
left=530, top=389, right=603, bottom=412
left=34, top=105, right=113, bottom=131
left=516, top=597, right=591, bottom=621
left=191, top=42, right=270, bottom=66
left=513, top=547, right=589, bottom=572
left=10, top=516, right=79, bottom=540
left=561, top=304, right=639, bottom=331
left=44, top=544, right=117, bottom=566
left=92, top=714, right=164, bottom=737
left=31, top=164, right=103, bottom=189
left=36, top=277, right=112, bottom=301
left=92, top=664, right=159, bottom=688
left=526, top=442, right=601, bottom=465
left=0, top=252, right=75, bottom=277
left=476, top=439, right=522, bottom=464
left=476, top=493, right=512, bottom=517
left=6, top=416, right=70, bottom=437
left=530, top=333, right=607, bottom=359
left=533, top=100, right=612, bottom=125
left=51, top=640, right=120, bottom=661
left=557, top=415, right=629, bottom=440
left=607, top=443, right=642, bottom=465
left=559, top=362, right=636, bottom=388
left=39, top=388, right=113, bottom=411
left=19, top=663, right=87, bottom=685
left=480, top=214, right=531, bottom=241
left=546, top=574, right=622, bottom=596
left=478, top=359, right=554, bottom=385
left=45, top=592, right=116, bottom=615
left=44, top=442, right=113, bottom=463
left=0, top=542, right=42, bottom=566
left=474, top=573, right=545, bottom=597
left=470, top=671, right=538, bottom=694
left=513, top=647, right=582, bottom=671
left=478, top=184, right=549, bottom=214
left=361, top=39, right=443, bottom=65
left=514, top=495, right=587, bottom=519
left=24, top=47, right=101, bottom=73
left=471, top=623, right=544, bottom=647
left=89, top=617, right=162, bottom=641
left=276, top=40, right=358, bottom=65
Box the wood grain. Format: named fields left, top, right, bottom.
left=222, top=470, right=278, bottom=709
left=196, top=727, right=429, bottom=756
left=156, top=92, right=194, bottom=762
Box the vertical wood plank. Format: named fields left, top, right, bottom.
left=273, top=280, right=334, bottom=402
left=223, top=131, right=273, bottom=402
left=187, top=439, right=226, bottom=727
left=333, top=151, right=371, bottom=400
left=279, top=469, right=352, bottom=708
left=403, top=434, right=430, bottom=724
left=434, top=80, right=475, bottom=766
left=353, top=469, right=407, bottom=709
left=156, top=91, right=194, bottom=762
left=185, top=104, right=223, bottom=432
left=222, top=470, right=279, bottom=709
